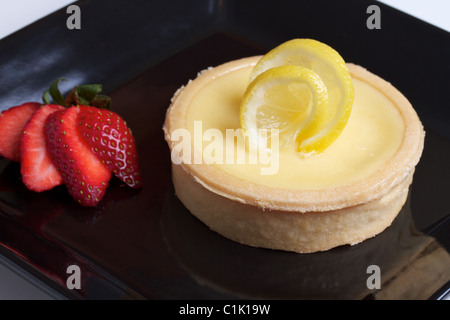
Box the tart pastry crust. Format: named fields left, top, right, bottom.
left=163, top=57, right=425, bottom=253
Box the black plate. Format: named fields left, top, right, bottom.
left=0, top=0, right=449, bottom=300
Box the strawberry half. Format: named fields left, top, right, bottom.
left=0, top=102, right=41, bottom=161
left=45, top=106, right=111, bottom=206
left=77, top=106, right=142, bottom=188
left=20, top=104, right=64, bottom=192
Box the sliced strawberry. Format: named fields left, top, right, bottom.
left=0, top=102, right=41, bottom=161
left=45, top=106, right=111, bottom=207
left=77, top=105, right=142, bottom=188
left=20, top=104, right=65, bottom=192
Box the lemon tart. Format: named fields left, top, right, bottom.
left=163, top=44, right=425, bottom=253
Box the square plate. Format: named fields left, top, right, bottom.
left=0, top=0, right=449, bottom=299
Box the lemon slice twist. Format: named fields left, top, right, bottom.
left=240, top=39, right=354, bottom=155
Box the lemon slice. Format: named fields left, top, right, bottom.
left=240, top=65, right=329, bottom=150
left=242, top=39, right=354, bottom=155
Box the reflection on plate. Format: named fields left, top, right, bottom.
left=162, top=187, right=450, bottom=299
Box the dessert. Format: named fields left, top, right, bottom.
left=20, top=104, right=65, bottom=191
left=163, top=39, right=425, bottom=253
left=0, top=80, right=142, bottom=207
left=0, top=102, right=41, bottom=162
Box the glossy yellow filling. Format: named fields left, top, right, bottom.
left=185, top=65, right=404, bottom=190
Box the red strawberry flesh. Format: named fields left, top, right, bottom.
left=77, top=106, right=142, bottom=188
left=0, top=102, right=41, bottom=161
left=20, top=104, right=64, bottom=192
left=45, top=106, right=111, bottom=206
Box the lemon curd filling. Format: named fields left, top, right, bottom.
left=185, top=64, right=405, bottom=190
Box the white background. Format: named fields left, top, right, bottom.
left=0, top=0, right=75, bottom=40
left=379, top=0, right=450, bottom=32
left=0, top=0, right=449, bottom=300
left=0, top=0, right=450, bottom=40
